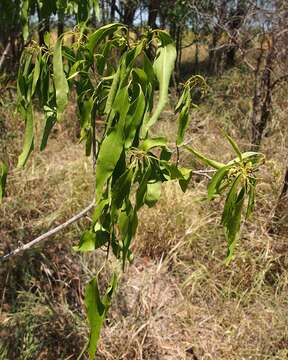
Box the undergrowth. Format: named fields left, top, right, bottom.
left=0, top=66, right=287, bottom=359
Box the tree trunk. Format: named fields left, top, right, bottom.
left=148, top=0, right=160, bottom=29
left=58, top=11, right=64, bottom=36
left=251, top=37, right=275, bottom=149
left=208, top=29, right=223, bottom=74
left=123, top=0, right=137, bottom=27
left=110, top=0, right=116, bottom=22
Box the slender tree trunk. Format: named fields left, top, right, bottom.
left=148, top=0, right=160, bottom=29
left=208, top=30, right=222, bottom=74
left=123, top=0, right=137, bottom=27
left=110, top=0, right=116, bottom=22
left=251, top=38, right=275, bottom=149
left=58, top=11, right=64, bottom=36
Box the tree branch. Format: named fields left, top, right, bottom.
left=0, top=201, right=95, bottom=263
left=0, top=42, right=11, bottom=72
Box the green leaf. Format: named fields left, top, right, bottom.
left=178, top=167, right=193, bottom=192
left=86, top=23, right=124, bottom=56
left=0, top=162, right=8, bottom=203
left=176, top=103, right=190, bottom=146
left=175, top=86, right=189, bottom=113
left=227, top=151, right=265, bottom=166
left=124, top=85, right=146, bottom=149
left=40, top=106, right=56, bottom=151
left=141, top=32, right=176, bottom=137
left=95, top=87, right=130, bottom=201
left=112, top=168, right=134, bottom=209
left=136, top=163, right=152, bottom=210
left=139, top=137, right=168, bottom=152
left=223, top=131, right=243, bottom=162
left=184, top=145, right=225, bottom=170
left=207, top=166, right=229, bottom=200
left=73, top=228, right=109, bottom=252
left=246, top=183, right=256, bottom=219
left=53, top=37, right=69, bottom=120
left=144, top=181, right=162, bottom=207
left=119, top=201, right=138, bottom=268
left=79, top=98, right=94, bottom=139
left=223, top=186, right=246, bottom=264
left=85, top=274, right=117, bottom=360
left=31, top=54, right=41, bottom=97
left=104, top=68, right=121, bottom=115
left=17, top=103, right=34, bottom=167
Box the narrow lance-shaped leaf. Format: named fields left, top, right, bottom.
left=17, top=103, right=34, bottom=167
left=40, top=112, right=57, bottom=151
left=184, top=145, right=225, bottom=170
left=223, top=131, right=243, bottom=162
left=95, top=86, right=130, bottom=201
left=85, top=274, right=117, bottom=360
left=86, top=23, right=125, bottom=56
left=223, top=186, right=246, bottom=264
left=207, top=166, right=229, bottom=200
left=53, top=37, right=69, bottom=120
left=31, top=54, right=41, bottom=97
left=124, top=85, right=146, bottom=149
left=176, top=102, right=190, bottom=146
left=141, top=31, right=176, bottom=137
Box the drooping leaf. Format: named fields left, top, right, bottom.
left=124, top=85, right=146, bottom=149
left=119, top=200, right=138, bottom=268
left=112, top=168, right=134, bottom=209
left=246, top=182, right=256, bottom=219
left=31, top=54, right=41, bottom=97
left=223, top=185, right=246, bottom=263
left=136, top=163, right=152, bottom=210
left=141, top=31, right=176, bottom=137
left=40, top=106, right=57, bottom=151
left=85, top=274, right=117, bottom=360
left=74, top=228, right=109, bottom=252
left=53, top=37, right=69, bottom=120
left=95, top=87, right=130, bottom=201
left=207, top=166, right=229, bottom=200
left=17, top=103, right=34, bottom=167
left=144, top=181, right=162, bottom=207
left=176, top=103, right=190, bottom=146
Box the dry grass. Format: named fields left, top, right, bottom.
left=1, top=66, right=288, bottom=359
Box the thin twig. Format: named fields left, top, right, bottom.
left=0, top=201, right=95, bottom=263
left=192, top=170, right=214, bottom=180
left=0, top=42, right=11, bottom=72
